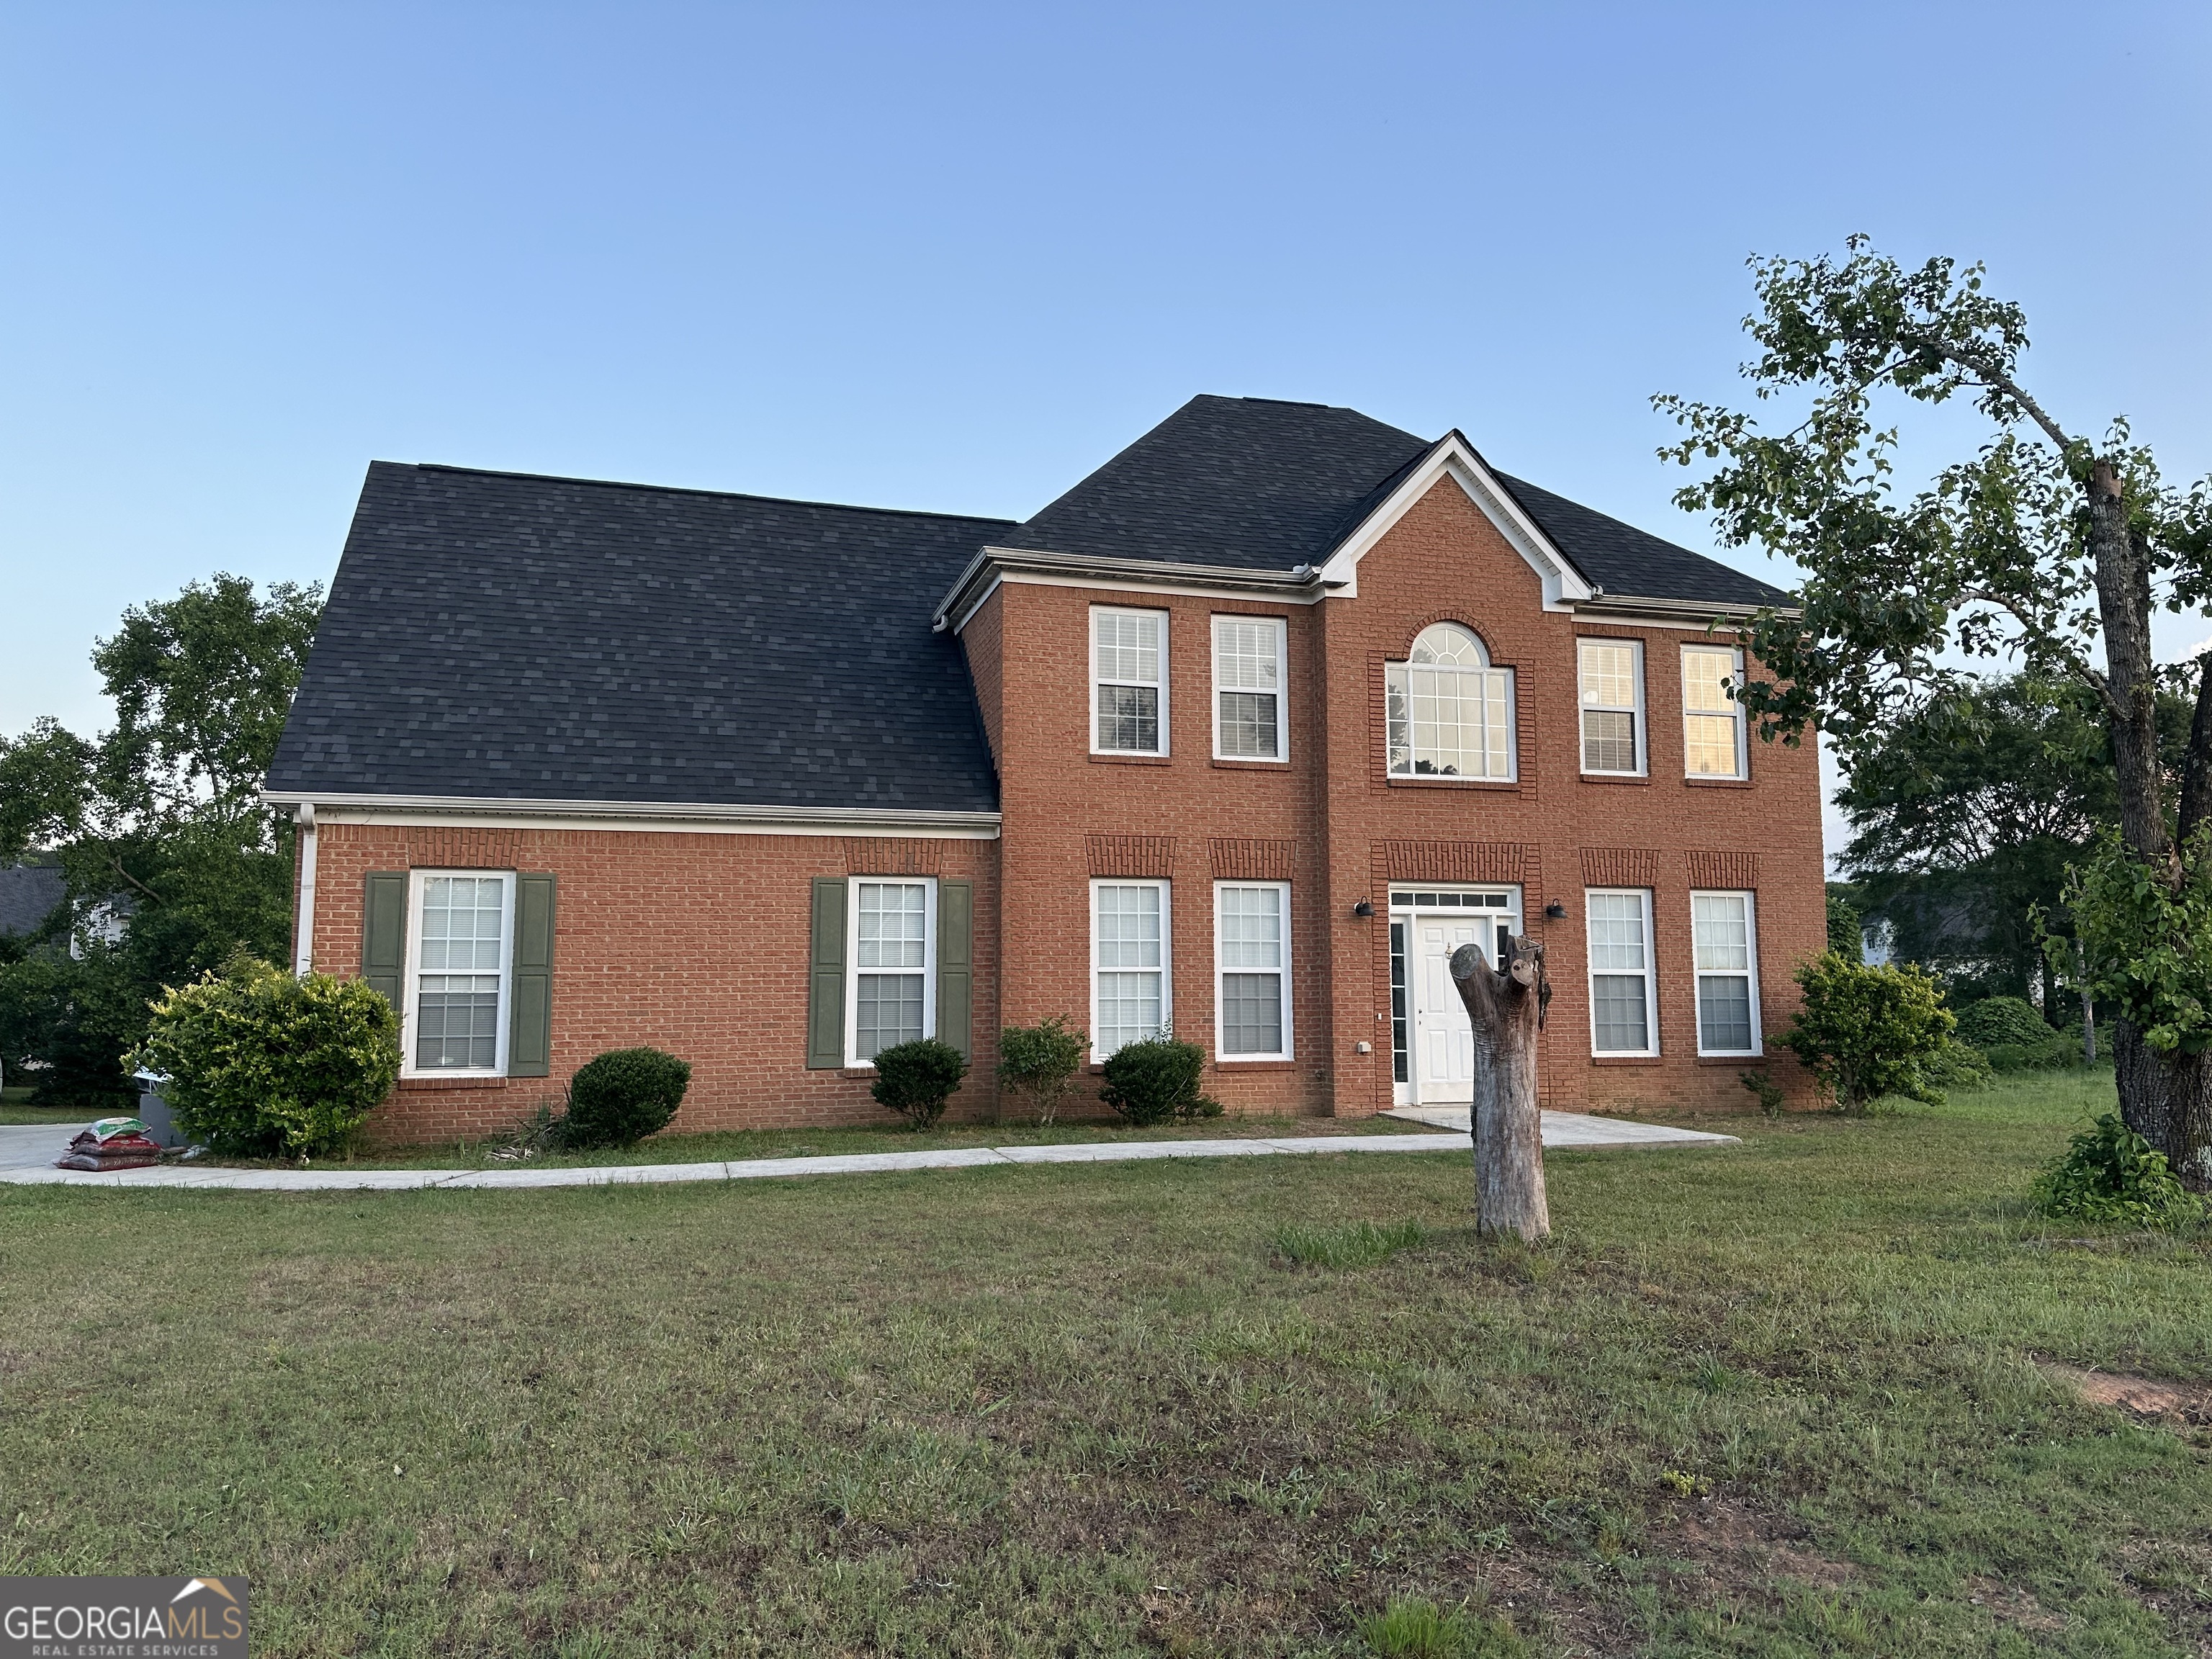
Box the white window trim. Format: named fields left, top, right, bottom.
left=397, top=868, right=516, bottom=1080
left=842, top=875, right=938, bottom=1069
left=1213, top=880, right=1293, bottom=1061
left=1384, top=626, right=1519, bottom=782
left=1584, top=886, right=1659, bottom=1059
left=1210, top=613, right=1289, bottom=764
left=1089, top=877, right=1172, bottom=1063
left=1691, top=889, right=1763, bottom=1057
left=1682, top=644, right=1748, bottom=780
left=1090, top=605, right=1169, bottom=756
left=1578, top=637, right=1647, bottom=777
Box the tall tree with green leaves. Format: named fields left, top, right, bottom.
left=0, top=573, right=323, bottom=1103
left=1658, top=238, right=2212, bottom=1184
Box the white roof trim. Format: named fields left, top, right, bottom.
left=935, top=546, right=1321, bottom=634
left=1315, top=434, right=1596, bottom=608
left=261, top=791, right=1001, bottom=840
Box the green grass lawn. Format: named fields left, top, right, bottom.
left=2, top=1073, right=2207, bottom=1657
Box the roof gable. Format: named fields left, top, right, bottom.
left=266, top=464, right=1012, bottom=814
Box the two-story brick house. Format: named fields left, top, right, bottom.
left=266, top=395, right=1820, bottom=1141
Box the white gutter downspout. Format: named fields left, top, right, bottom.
left=293, top=801, right=318, bottom=976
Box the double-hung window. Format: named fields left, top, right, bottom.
left=1691, top=891, right=1761, bottom=1056
left=847, top=878, right=935, bottom=1065
left=1585, top=888, right=1658, bottom=1056
left=1213, top=615, right=1287, bottom=760
left=403, top=870, right=515, bottom=1075
left=1215, top=882, right=1290, bottom=1059
left=1578, top=639, right=1645, bottom=775
left=1092, top=607, right=1166, bottom=755
left=1385, top=622, right=1515, bottom=780
left=1092, top=879, right=1169, bottom=1059
left=1682, top=645, right=1748, bottom=778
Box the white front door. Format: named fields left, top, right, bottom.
left=1393, top=889, right=1523, bottom=1106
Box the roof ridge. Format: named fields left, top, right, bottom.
left=396, top=462, right=1017, bottom=526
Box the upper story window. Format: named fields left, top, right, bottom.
left=1092, top=607, right=1167, bottom=755
left=1682, top=645, right=1748, bottom=778
left=1385, top=623, right=1515, bottom=780
left=1213, top=615, right=1287, bottom=761
left=1578, top=638, right=1645, bottom=775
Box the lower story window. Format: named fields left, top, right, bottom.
left=405, top=870, right=514, bottom=1074
left=1586, top=888, right=1657, bottom=1055
left=1692, top=889, right=1761, bottom=1055
left=1215, top=881, right=1290, bottom=1058
left=848, top=878, right=935, bottom=1064
left=1092, top=879, right=1169, bottom=1059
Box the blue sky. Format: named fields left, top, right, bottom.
left=4, top=1, right=2208, bottom=856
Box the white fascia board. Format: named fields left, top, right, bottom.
left=937, top=547, right=1320, bottom=635
left=1315, top=435, right=1595, bottom=610
left=259, top=790, right=1001, bottom=840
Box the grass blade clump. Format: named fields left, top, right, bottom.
left=1274, top=1218, right=1429, bottom=1269
left=2031, top=1112, right=2203, bottom=1228
left=1357, top=1596, right=1525, bottom=1658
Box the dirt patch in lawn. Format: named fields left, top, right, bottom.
left=2039, top=1359, right=2212, bottom=1424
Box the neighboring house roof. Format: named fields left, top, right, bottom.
left=265, top=464, right=1012, bottom=814
left=994, top=394, right=1789, bottom=608
left=0, top=863, right=65, bottom=938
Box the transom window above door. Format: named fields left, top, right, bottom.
left=1092, top=607, right=1167, bottom=755
left=1385, top=623, right=1516, bottom=781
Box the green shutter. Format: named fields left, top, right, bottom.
left=363, top=872, right=409, bottom=1013
left=807, top=877, right=848, bottom=1069
left=937, top=878, right=974, bottom=1061
left=508, top=873, right=557, bottom=1078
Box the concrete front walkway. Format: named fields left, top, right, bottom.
left=0, top=1112, right=1738, bottom=1193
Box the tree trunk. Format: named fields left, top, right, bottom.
left=2113, top=1022, right=2212, bottom=1191
left=1451, top=935, right=1550, bottom=1242
left=2085, top=464, right=2170, bottom=868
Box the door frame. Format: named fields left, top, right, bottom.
left=1388, top=885, right=1524, bottom=1106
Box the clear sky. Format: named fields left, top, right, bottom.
left=4, top=1, right=2208, bottom=858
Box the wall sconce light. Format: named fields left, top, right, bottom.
left=1544, top=902, right=1568, bottom=920
left=1352, top=899, right=1375, bottom=917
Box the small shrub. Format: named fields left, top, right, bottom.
left=563, top=1047, right=692, bottom=1148
left=1774, top=953, right=1954, bottom=1113
left=997, top=1015, right=1087, bottom=1125
left=1357, top=1596, right=1525, bottom=1659
left=1738, top=1070, right=1786, bottom=1118
left=1918, top=1039, right=1995, bottom=1090
left=1980, top=1038, right=2069, bottom=1073
left=2031, top=1112, right=2204, bottom=1229
left=869, top=1038, right=967, bottom=1130
left=1274, top=1219, right=1429, bottom=1269
left=1099, top=1032, right=1221, bottom=1126
left=1954, top=995, right=2053, bottom=1051
left=128, top=956, right=400, bottom=1158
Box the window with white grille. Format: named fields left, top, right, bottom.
left=1585, top=888, right=1657, bottom=1056
left=847, top=878, right=935, bottom=1064
left=1578, top=638, right=1645, bottom=775
left=1691, top=890, right=1760, bottom=1055
left=1092, top=607, right=1167, bottom=755
left=1215, top=882, right=1290, bottom=1058
left=1213, top=615, right=1287, bottom=760
left=1385, top=623, right=1514, bottom=780
left=405, top=871, right=513, bottom=1075
left=1682, top=645, right=1748, bottom=778
left=1092, top=880, right=1169, bottom=1059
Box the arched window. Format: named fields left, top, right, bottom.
left=1385, top=623, right=1515, bottom=779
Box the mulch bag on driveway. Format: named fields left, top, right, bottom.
left=56, top=1117, right=163, bottom=1172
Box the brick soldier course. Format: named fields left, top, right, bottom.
left=267, top=395, right=1821, bottom=1141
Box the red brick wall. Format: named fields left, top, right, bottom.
left=306, top=823, right=1001, bottom=1143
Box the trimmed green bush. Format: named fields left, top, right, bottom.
left=1954, top=996, right=2052, bottom=1051
left=564, top=1047, right=692, bottom=1148
left=997, top=1015, right=1087, bottom=1125
left=128, top=956, right=400, bottom=1157
left=1773, top=952, right=1954, bottom=1112
left=869, top=1038, right=967, bottom=1130
left=2031, top=1113, right=2203, bottom=1228
left=1919, top=1039, right=1995, bottom=1091
left=1099, top=1034, right=1221, bottom=1126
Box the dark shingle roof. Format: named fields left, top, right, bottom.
left=1000, top=395, right=1434, bottom=570
left=0, top=863, right=64, bottom=938
left=266, top=464, right=1011, bottom=813
left=1001, top=394, right=1787, bottom=608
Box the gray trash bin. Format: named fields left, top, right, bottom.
left=134, top=1071, right=185, bottom=1148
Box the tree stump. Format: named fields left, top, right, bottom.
left=1450, top=935, right=1551, bottom=1242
